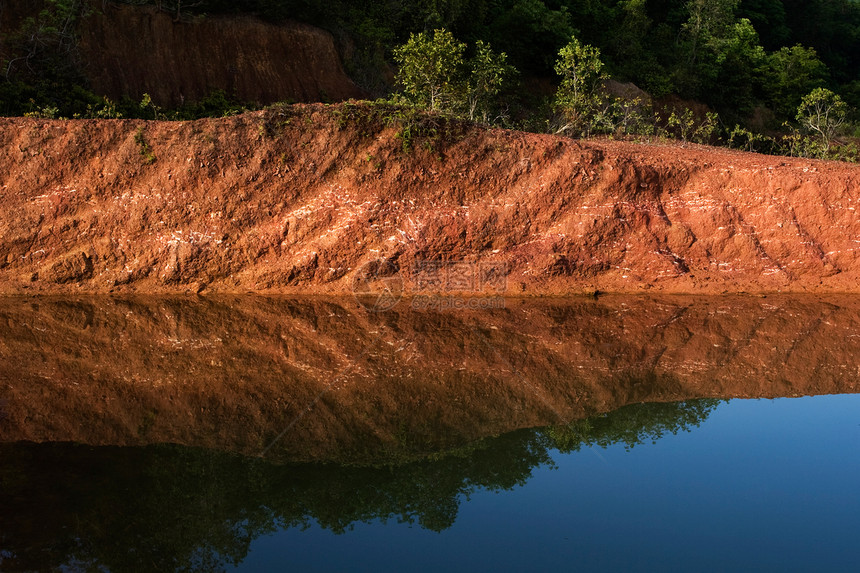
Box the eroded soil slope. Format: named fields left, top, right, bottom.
left=78, top=3, right=365, bottom=106
left=2, top=103, right=860, bottom=294
left=0, top=0, right=363, bottom=106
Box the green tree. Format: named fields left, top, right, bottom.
left=488, top=0, right=574, bottom=76
left=763, top=45, right=828, bottom=119
left=393, top=28, right=466, bottom=112
left=675, top=0, right=741, bottom=98
left=708, top=18, right=767, bottom=117
left=682, top=0, right=740, bottom=66
left=781, top=0, right=860, bottom=85
left=1, top=0, right=86, bottom=82
left=553, top=36, right=608, bottom=136
left=609, top=0, right=654, bottom=81
left=796, top=88, right=848, bottom=152
left=393, top=30, right=514, bottom=123
left=0, top=0, right=99, bottom=117
left=464, top=40, right=514, bottom=122
left=737, top=0, right=790, bottom=49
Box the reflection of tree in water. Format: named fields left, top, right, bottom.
left=547, top=399, right=722, bottom=452
left=0, top=400, right=719, bottom=572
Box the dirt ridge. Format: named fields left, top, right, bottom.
left=2, top=103, right=860, bottom=295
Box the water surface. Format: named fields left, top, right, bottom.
left=0, top=296, right=858, bottom=571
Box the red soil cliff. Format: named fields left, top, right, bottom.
left=0, top=0, right=364, bottom=106
left=1, top=103, right=860, bottom=295
left=78, top=3, right=365, bottom=106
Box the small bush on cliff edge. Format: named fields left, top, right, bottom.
left=393, top=29, right=515, bottom=126
left=134, top=127, right=157, bottom=164
left=796, top=88, right=848, bottom=153
left=331, top=99, right=470, bottom=153
left=552, top=35, right=608, bottom=137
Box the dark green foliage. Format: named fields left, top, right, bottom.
left=781, top=0, right=860, bottom=84
left=172, top=89, right=254, bottom=119
left=0, top=0, right=93, bottom=117
left=762, top=44, right=829, bottom=119
left=486, top=0, right=575, bottom=76
left=737, top=0, right=790, bottom=49
left=1, top=0, right=88, bottom=82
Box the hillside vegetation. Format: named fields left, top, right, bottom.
left=2, top=1, right=860, bottom=159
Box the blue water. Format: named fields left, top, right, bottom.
left=235, top=395, right=860, bottom=572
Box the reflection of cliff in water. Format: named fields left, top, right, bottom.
left=0, top=399, right=719, bottom=572
left=1, top=296, right=859, bottom=462
left=2, top=296, right=858, bottom=571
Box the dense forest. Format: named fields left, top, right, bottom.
left=2, top=0, right=860, bottom=158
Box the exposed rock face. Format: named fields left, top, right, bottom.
left=1, top=296, right=859, bottom=462
left=2, top=103, right=860, bottom=295
left=0, top=0, right=364, bottom=106
left=78, top=3, right=365, bottom=106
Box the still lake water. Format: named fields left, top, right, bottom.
left=0, top=296, right=858, bottom=571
